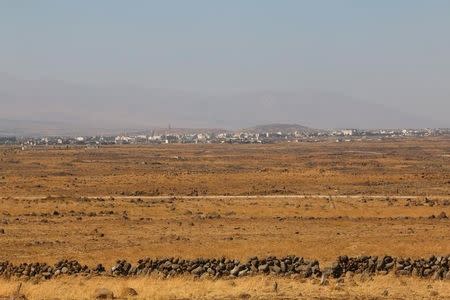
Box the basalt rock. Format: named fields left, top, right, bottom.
left=94, top=288, right=114, bottom=299
left=1, top=255, right=449, bottom=280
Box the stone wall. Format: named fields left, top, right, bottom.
left=1, top=255, right=450, bottom=280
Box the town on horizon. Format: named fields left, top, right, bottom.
left=2, top=123, right=448, bottom=147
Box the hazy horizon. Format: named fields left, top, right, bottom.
left=1, top=1, right=449, bottom=132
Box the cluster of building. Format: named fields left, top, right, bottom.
left=0, top=128, right=448, bottom=147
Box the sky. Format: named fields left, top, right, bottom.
left=0, top=1, right=449, bottom=129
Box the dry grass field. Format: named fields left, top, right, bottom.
left=0, top=137, right=449, bottom=299
left=2, top=275, right=450, bottom=299
left=1, top=138, right=449, bottom=197
left=1, top=194, right=450, bottom=266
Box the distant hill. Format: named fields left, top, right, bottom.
left=243, top=123, right=317, bottom=134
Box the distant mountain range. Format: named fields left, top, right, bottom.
left=0, top=118, right=144, bottom=136
left=0, top=119, right=317, bottom=137
left=1, top=74, right=446, bottom=136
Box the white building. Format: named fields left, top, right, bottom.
left=342, top=130, right=353, bottom=136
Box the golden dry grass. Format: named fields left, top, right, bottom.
left=1, top=195, right=450, bottom=265
left=1, top=138, right=449, bottom=197
left=1, top=275, right=450, bottom=299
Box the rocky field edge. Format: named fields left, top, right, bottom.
left=2, top=255, right=450, bottom=281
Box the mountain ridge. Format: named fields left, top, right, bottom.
left=1, top=75, right=446, bottom=135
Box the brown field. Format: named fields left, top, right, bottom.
left=1, top=138, right=449, bottom=197
left=0, top=137, right=449, bottom=299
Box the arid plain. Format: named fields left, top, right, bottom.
left=0, top=137, right=449, bottom=299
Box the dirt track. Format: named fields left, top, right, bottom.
left=3, top=194, right=448, bottom=201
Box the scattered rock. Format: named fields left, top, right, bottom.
left=94, top=288, right=114, bottom=299
left=438, top=211, right=448, bottom=219
left=120, top=287, right=138, bottom=297
left=430, top=290, right=439, bottom=297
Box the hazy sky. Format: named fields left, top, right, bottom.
left=1, top=1, right=449, bottom=127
